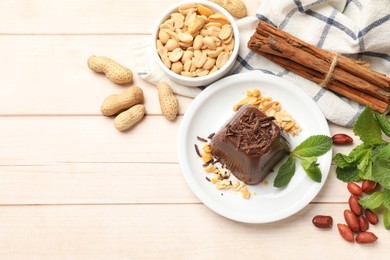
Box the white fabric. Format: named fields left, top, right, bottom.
left=132, top=0, right=390, bottom=126
left=132, top=40, right=202, bottom=97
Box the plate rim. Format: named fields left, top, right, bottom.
left=178, top=71, right=332, bottom=223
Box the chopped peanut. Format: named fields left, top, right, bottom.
left=233, top=88, right=301, bottom=135
left=241, top=186, right=250, bottom=199
left=201, top=153, right=213, bottom=162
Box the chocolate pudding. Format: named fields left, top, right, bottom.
left=210, top=105, right=290, bottom=185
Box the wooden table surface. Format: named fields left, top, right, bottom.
left=0, top=0, right=388, bottom=259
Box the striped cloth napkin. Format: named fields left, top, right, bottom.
left=133, top=0, right=390, bottom=126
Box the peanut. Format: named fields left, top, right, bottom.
left=355, top=231, right=378, bottom=244
left=358, top=215, right=369, bottom=232
left=100, top=86, right=144, bottom=116
left=197, top=4, right=213, bottom=17
left=156, top=4, right=233, bottom=78
left=332, top=133, right=353, bottom=145
left=312, top=215, right=333, bottom=228
left=114, top=104, right=146, bottom=132
left=209, top=0, right=247, bottom=18
left=364, top=209, right=378, bottom=225
left=348, top=195, right=363, bottom=215
left=362, top=180, right=378, bottom=194
left=337, top=224, right=354, bottom=242
left=347, top=182, right=362, bottom=196
left=157, top=82, right=179, bottom=121
left=344, top=209, right=360, bottom=233
left=87, top=55, right=133, bottom=84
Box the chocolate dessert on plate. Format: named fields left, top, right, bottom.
left=210, top=104, right=290, bottom=185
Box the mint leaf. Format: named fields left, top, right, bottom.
left=333, top=144, right=369, bottom=169
left=336, top=166, right=360, bottom=182
left=334, top=145, right=375, bottom=181
left=372, top=159, right=390, bottom=189
left=383, top=189, right=390, bottom=210
left=301, top=157, right=321, bottom=182
left=300, top=156, right=317, bottom=167
left=359, top=191, right=384, bottom=209
left=371, top=144, right=390, bottom=188
left=292, top=135, right=332, bottom=157
left=358, top=162, right=374, bottom=181
left=333, top=153, right=352, bottom=169
left=357, top=149, right=372, bottom=171
left=353, top=106, right=383, bottom=145
left=375, top=112, right=390, bottom=137
left=274, top=156, right=295, bottom=188
left=384, top=208, right=390, bottom=230
left=356, top=149, right=375, bottom=181
left=372, top=143, right=390, bottom=161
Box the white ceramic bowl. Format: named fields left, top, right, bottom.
left=151, top=0, right=240, bottom=87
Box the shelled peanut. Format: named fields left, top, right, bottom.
left=312, top=180, right=380, bottom=244
left=338, top=181, right=379, bottom=243
left=156, top=3, right=234, bottom=77
left=234, top=88, right=301, bottom=135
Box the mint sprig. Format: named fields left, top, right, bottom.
left=274, top=135, right=332, bottom=188
left=293, top=135, right=333, bottom=157
left=358, top=191, right=384, bottom=209
left=384, top=208, right=390, bottom=230
left=353, top=106, right=384, bottom=145
left=274, top=156, right=295, bottom=188
left=333, top=106, right=390, bottom=230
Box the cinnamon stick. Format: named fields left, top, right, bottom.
left=248, top=21, right=390, bottom=114
left=260, top=53, right=389, bottom=113
left=249, top=30, right=390, bottom=102
left=260, top=52, right=389, bottom=113
left=256, top=21, right=390, bottom=90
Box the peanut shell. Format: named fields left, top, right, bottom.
left=157, top=82, right=179, bottom=121
left=114, top=104, right=146, bottom=132
left=88, top=55, right=133, bottom=84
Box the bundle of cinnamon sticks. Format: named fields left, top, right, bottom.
left=247, top=21, right=390, bottom=114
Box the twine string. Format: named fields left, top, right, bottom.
left=320, top=53, right=339, bottom=88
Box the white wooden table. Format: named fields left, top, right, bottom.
left=0, top=0, right=388, bottom=258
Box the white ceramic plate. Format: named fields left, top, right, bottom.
left=178, top=71, right=332, bottom=223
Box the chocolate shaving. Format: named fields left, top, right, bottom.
left=207, top=132, right=215, bottom=139
left=194, top=144, right=201, bottom=158
left=197, top=136, right=208, bottom=142
left=202, top=162, right=211, bottom=167
left=226, top=109, right=277, bottom=155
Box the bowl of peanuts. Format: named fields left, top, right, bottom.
left=152, top=0, right=240, bottom=87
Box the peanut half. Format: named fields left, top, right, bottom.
left=100, top=86, right=144, bottom=116
left=88, top=55, right=133, bottom=84
left=157, top=82, right=179, bottom=121
left=114, top=104, right=146, bottom=132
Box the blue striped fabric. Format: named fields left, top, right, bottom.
left=234, top=0, right=390, bottom=126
